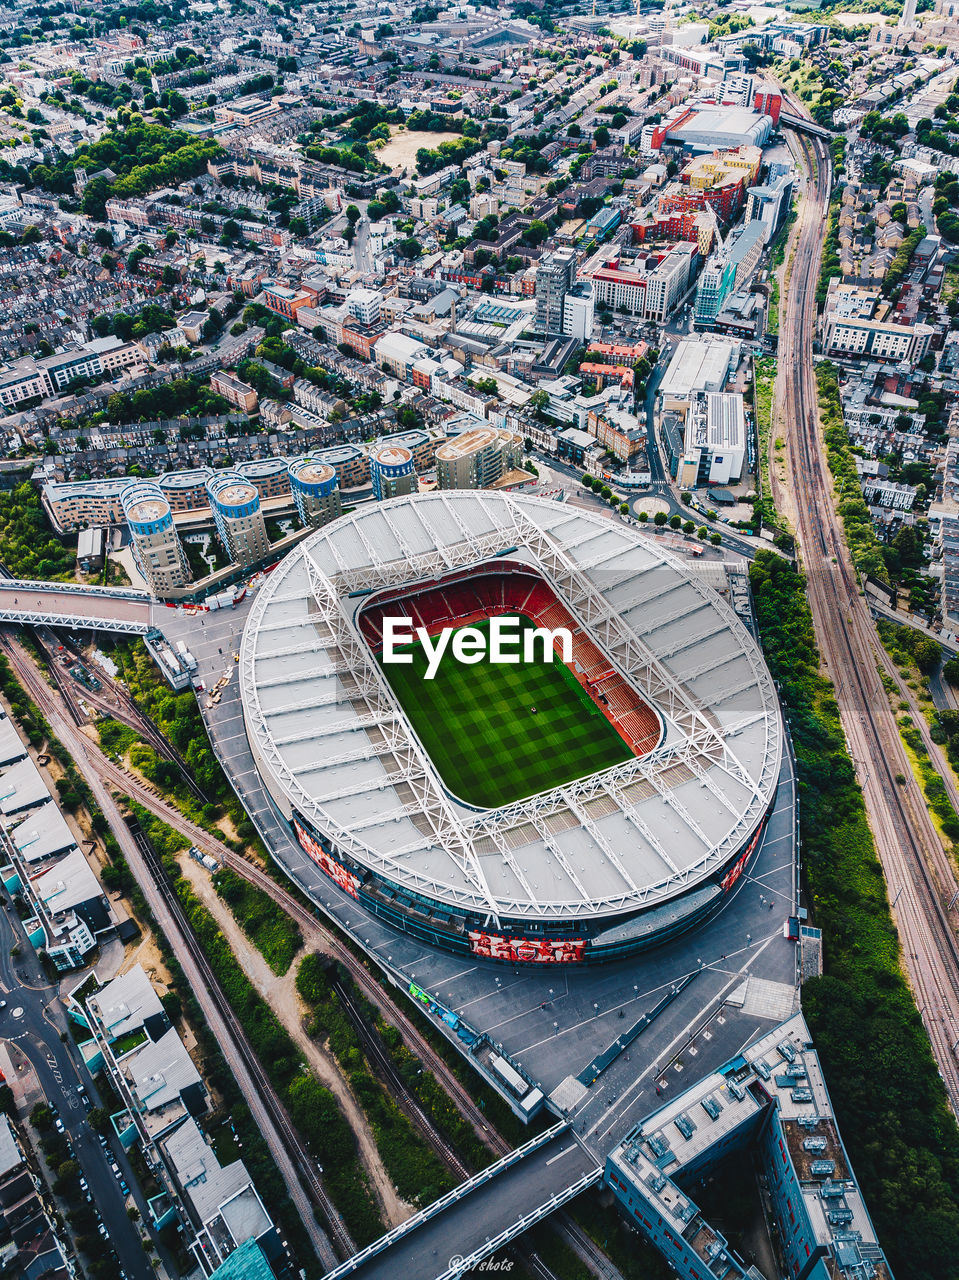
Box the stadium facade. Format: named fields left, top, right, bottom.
left=239, top=492, right=783, bottom=963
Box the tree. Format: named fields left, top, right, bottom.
left=697, top=526, right=708, bottom=540
left=581, top=474, right=593, bottom=487
left=669, top=514, right=681, bottom=529
left=683, top=520, right=695, bottom=535
left=710, top=532, right=722, bottom=546
left=638, top=511, right=648, bottom=522
left=31, top=1102, right=53, bottom=1130
left=653, top=510, right=667, bottom=526
left=346, top=204, right=361, bottom=225
left=593, top=125, right=610, bottom=148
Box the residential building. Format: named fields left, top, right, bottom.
left=210, top=371, right=259, bottom=413
left=605, top=1012, right=893, bottom=1280
left=435, top=428, right=524, bottom=490
left=205, top=473, right=271, bottom=568
left=288, top=457, right=343, bottom=527
left=535, top=249, right=577, bottom=335
left=121, top=482, right=192, bottom=597
left=369, top=444, right=417, bottom=500
left=563, top=283, right=595, bottom=342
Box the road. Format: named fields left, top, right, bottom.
left=0, top=869, right=154, bottom=1278
left=354, top=216, right=372, bottom=274
left=774, top=118, right=959, bottom=1112
left=0, top=634, right=344, bottom=1272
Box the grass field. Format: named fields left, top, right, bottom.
left=378, top=615, right=632, bottom=808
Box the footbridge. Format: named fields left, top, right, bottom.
left=322, top=1123, right=601, bottom=1280
left=779, top=111, right=834, bottom=140
left=0, top=580, right=157, bottom=634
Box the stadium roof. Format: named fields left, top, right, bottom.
left=240, top=492, right=782, bottom=923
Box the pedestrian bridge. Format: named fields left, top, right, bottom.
left=0, top=580, right=157, bottom=634
left=322, top=1123, right=601, bottom=1280
left=779, top=111, right=834, bottom=140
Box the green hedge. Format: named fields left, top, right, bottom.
left=212, top=867, right=302, bottom=974
left=750, top=551, right=959, bottom=1280
left=296, top=954, right=455, bottom=1207
left=815, top=361, right=888, bottom=582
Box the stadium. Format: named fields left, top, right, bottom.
left=239, top=491, right=783, bottom=964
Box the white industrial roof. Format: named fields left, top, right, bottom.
left=660, top=337, right=741, bottom=401
left=240, top=492, right=781, bottom=922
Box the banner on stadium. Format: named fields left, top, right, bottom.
left=720, top=819, right=766, bottom=893
left=293, top=820, right=360, bottom=899
left=468, top=932, right=585, bottom=963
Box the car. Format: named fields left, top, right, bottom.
left=79, top=1179, right=87, bottom=1191
left=110, top=1162, right=119, bottom=1175
left=0, top=1001, right=6, bottom=1009
left=97, top=1224, right=107, bottom=1237
left=54, top=1119, right=64, bottom=1133
left=119, top=1181, right=129, bottom=1195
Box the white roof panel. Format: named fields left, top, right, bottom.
left=240, top=491, right=782, bottom=922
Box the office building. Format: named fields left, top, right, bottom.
left=591, top=246, right=693, bottom=322
left=346, top=288, right=383, bottom=327
left=682, top=390, right=747, bottom=485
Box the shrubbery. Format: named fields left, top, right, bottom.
left=750, top=551, right=959, bottom=1280
left=212, top=868, right=302, bottom=974
left=816, top=362, right=888, bottom=582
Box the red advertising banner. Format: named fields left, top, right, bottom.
left=720, top=821, right=765, bottom=893
left=294, top=820, right=360, bottom=899
left=468, top=932, right=585, bottom=963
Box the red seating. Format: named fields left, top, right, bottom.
left=358, top=567, right=661, bottom=759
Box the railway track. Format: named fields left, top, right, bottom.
left=776, top=119, right=959, bottom=1110
left=0, top=634, right=353, bottom=1266
left=124, top=818, right=357, bottom=1261
left=20, top=626, right=209, bottom=806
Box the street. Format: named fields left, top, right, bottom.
left=0, top=890, right=154, bottom=1279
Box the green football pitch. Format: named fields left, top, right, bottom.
left=377, top=615, right=633, bottom=809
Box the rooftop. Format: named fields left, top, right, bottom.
left=239, top=491, right=781, bottom=922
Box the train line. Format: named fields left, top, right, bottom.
left=776, top=117, right=959, bottom=1110
left=125, top=818, right=357, bottom=1261
left=20, top=626, right=209, bottom=806
left=0, top=634, right=352, bottom=1267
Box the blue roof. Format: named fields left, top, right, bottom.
left=207, top=1238, right=275, bottom=1280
